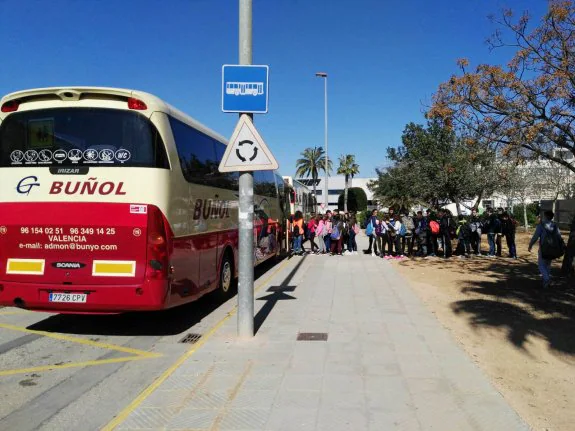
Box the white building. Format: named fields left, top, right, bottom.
left=296, top=176, right=377, bottom=212
left=444, top=150, right=575, bottom=215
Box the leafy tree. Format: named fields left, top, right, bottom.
left=336, top=154, right=360, bottom=212
left=430, top=1, right=575, bottom=171
left=381, top=120, right=487, bottom=214
left=368, top=163, right=421, bottom=210
left=295, top=146, right=332, bottom=213
left=337, top=187, right=367, bottom=212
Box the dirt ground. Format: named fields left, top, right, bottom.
left=392, top=232, right=575, bottom=431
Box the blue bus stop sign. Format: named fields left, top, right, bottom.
left=222, top=65, right=269, bottom=114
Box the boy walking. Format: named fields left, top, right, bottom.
left=528, top=210, right=565, bottom=288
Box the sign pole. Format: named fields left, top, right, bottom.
left=238, top=0, right=254, bottom=338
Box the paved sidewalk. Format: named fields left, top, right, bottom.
left=114, top=236, right=528, bottom=431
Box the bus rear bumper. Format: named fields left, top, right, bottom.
left=0, top=280, right=169, bottom=313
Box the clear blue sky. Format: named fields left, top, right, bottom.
left=0, top=0, right=547, bottom=178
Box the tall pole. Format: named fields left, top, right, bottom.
left=323, top=76, right=328, bottom=211
left=238, top=0, right=254, bottom=338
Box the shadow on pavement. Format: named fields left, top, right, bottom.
left=449, top=258, right=575, bottom=356
left=254, top=254, right=307, bottom=334
left=27, top=256, right=285, bottom=337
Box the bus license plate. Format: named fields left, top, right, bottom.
left=49, top=293, right=87, bottom=303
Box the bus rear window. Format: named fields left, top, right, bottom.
left=0, top=108, right=169, bottom=168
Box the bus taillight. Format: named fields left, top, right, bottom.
left=127, top=97, right=147, bottom=110
left=1, top=100, right=19, bottom=113
left=146, top=205, right=169, bottom=279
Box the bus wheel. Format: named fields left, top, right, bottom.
left=218, top=254, right=235, bottom=299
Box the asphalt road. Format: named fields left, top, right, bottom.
left=0, top=258, right=282, bottom=431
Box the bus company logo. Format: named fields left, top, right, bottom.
left=16, top=176, right=40, bottom=195
left=53, top=150, right=67, bottom=163
left=115, top=149, right=131, bottom=163
left=193, top=199, right=230, bottom=220
left=49, top=178, right=126, bottom=195
left=133, top=228, right=142, bottom=237
left=51, top=262, right=86, bottom=270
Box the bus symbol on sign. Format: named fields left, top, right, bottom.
left=225, top=82, right=264, bottom=96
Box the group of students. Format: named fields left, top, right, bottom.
left=289, top=205, right=566, bottom=289
left=362, top=206, right=521, bottom=259
left=289, top=210, right=360, bottom=256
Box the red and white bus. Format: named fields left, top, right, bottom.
left=0, top=87, right=289, bottom=313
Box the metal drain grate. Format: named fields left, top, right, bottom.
left=297, top=332, right=328, bottom=341
left=179, top=333, right=202, bottom=344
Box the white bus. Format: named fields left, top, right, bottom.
left=282, top=176, right=315, bottom=218
left=0, top=87, right=289, bottom=313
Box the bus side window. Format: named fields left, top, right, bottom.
left=214, top=140, right=238, bottom=190
left=170, top=117, right=217, bottom=185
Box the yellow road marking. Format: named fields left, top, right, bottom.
left=0, top=356, right=151, bottom=377
left=102, top=257, right=291, bottom=431
left=0, top=323, right=161, bottom=358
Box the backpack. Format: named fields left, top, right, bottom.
left=429, top=220, right=440, bottom=235
left=365, top=220, right=374, bottom=236
left=293, top=224, right=300, bottom=236
left=353, top=224, right=360, bottom=235
left=540, top=225, right=565, bottom=260
left=330, top=224, right=340, bottom=240
left=399, top=223, right=407, bottom=237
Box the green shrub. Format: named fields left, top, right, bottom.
left=512, top=203, right=540, bottom=226
left=338, top=187, right=368, bottom=212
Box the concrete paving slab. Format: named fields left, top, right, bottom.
left=110, top=235, right=529, bottom=431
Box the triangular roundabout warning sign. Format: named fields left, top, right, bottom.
left=218, top=114, right=279, bottom=172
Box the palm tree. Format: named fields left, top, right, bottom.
left=337, top=154, right=360, bottom=212
left=295, top=146, right=332, bottom=213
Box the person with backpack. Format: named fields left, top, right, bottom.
left=348, top=215, right=360, bottom=254
left=330, top=215, right=344, bottom=255
left=414, top=211, right=428, bottom=257
left=292, top=211, right=304, bottom=255
left=364, top=209, right=378, bottom=255
left=483, top=207, right=500, bottom=257
left=528, top=210, right=565, bottom=289
left=400, top=211, right=415, bottom=257
left=427, top=210, right=439, bottom=257
left=501, top=212, right=517, bottom=259
left=324, top=213, right=333, bottom=253
left=306, top=215, right=319, bottom=254
left=456, top=214, right=472, bottom=258
left=438, top=209, right=453, bottom=258
left=374, top=218, right=386, bottom=257
left=387, top=215, right=404, bottom=258
left=316, top=214, right=327, bottom=254
left=469, top=208, right=483, bottom=255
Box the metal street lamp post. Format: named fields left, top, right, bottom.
left=315, top=72, right=328, bottom=212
